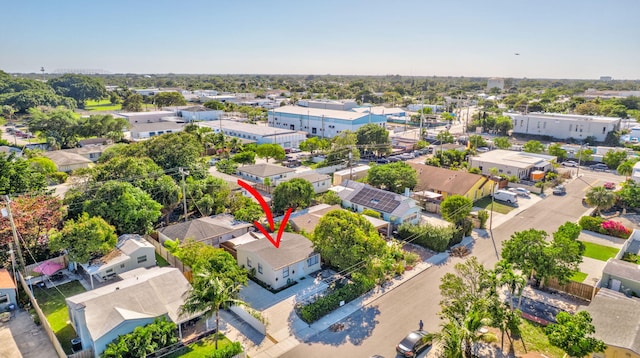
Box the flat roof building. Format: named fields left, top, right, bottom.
left=506, top=112, right=621, bottom=142
left=469, top=149, right=556, bottom=180
left=196, top=120, right=306, bottom=149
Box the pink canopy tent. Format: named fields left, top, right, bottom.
left=33, top=260, right=63, bottom=276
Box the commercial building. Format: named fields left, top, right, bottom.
left=469, top=149, right=556, bottom=181
left=505, top=113, right=621, bottom=142
left=196, top=120, right=306, bottom=149
left=268, top=105, right=387, bottom=139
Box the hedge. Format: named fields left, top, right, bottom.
left=298, top=274, right=375, bottom=323
left=397, top=222, right=454, bottom=252
left=578, top=216, right=631, bottom=239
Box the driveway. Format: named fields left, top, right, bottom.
left=0, top=310, right=58, bottom=358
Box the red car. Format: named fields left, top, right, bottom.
left=604, top=182, right=616, bottom=190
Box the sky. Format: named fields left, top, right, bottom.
left=1, top=0, right=639, bottom=80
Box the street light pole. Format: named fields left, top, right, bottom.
left=576, top=144, right=585, bottom=177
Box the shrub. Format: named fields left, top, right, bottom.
left=477, top=210, right=489, bottom=229
left=601, top=220, right=632, bottom=239
left=397, top=222, right=453, bottom=252
left=208, top=341, right=243, bottom=358
left=51, top=171, right=68, bottom=184
left=362, top=208, right=381, bottom=219
left=622, top=252, right=639, bottom=263
left=450, top=218, right=473, bottom=246
left=579, top=216, right=604, bottom=232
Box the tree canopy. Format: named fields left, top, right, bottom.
left=366, top=162, right=417, bottom=194
left=49, top=213, right=117, bottom=263
left=0, top=153, right=47, bottom=195
left=545, top=311, right=606, bottom=358
left=48, top=74, right=107, bottom=108
left=355, top=123, right=391, bottom=156
left=255, top=143, right=285, bottom=163
left=585, top=186, right=616, bottom=214
left=272, top=178, right=315, bottom=214
left=153, top=91, right=187, bottom=107
left=602, top=150, right=627, bottom=169
left=523, top=140, right=544, bottom=153
left=441, top=195, right=473, bottom=223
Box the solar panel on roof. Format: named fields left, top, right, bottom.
left=351, top=187, right=401, bottom=213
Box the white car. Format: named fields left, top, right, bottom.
left=508, top=187, right=531, bottom=197
left=561, top=160, right=579, bottom=167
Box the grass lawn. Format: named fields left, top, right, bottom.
left=515, top=320, right=565, bottom=358
left=33, top=280, right=87, bottom=354
left=156, top=253, right=170, bottom=267
left=167, top=334, right=236, bottom=358
left=570, top=271, right=588, bottom=282
left=473, top=197, right=515, bottom=214
left=580, top=241, right=620, bottom=261
left=84, top=99, right=122, bottom=112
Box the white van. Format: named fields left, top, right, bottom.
left=493, top=190, right=518, bottom=204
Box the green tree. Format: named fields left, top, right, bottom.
left=617, top=180, right=640, bottom=210
left=28, top=107, right=81, bottom=148
left=311, top=210, right=386, bottom=272
left=326, top=130, right=359, bottom=164
left=179, top=271, right=247, bottom=349
left=439, top=257, right=493, bottom=322
left=203, top=100, right=225, bottom=110
left=231, top=151, right=256, bottom=165
left=0, top=153, right=47, bottom=195
left=170, top=240, right=248, bottom=287
left=545, top=311, right=606, bottom=358
left=122, top=93, right=143, bottom=112
left=0, top=89, right=76, bottom=112
left=145, top=132, right=204, bottom=173
left=602, top=150, right=627, bottom=169
left=185, top=176, right=230, bottom=217
left=492, top=137, right=511, bottom=150
left=366, top=162, right=417, bottom=194
left=153, top=92, right=187, bottom=108
left=49, top=213, right=117, bottom=264
left=229, top=194, right=263, bottom=223
left=494, top=115, right=513, bottom=135
left=436, top=130, right=455, bottom=144
left=441, top=195, right=473, bottom=223
left=585, top=186, right=616, bottom=215
left=523, top=140, right=544, bottom=153
left=547, top=143, right=567, bottom=161
left=575, top=102, right=600, bottom=115
left=317, top=190, right=342, bottom=205
left=616, top=159, right=637, bottom=179
left=215, top=159, right=238, bottom=175
left=272, top=178, right=314, bottom=214
left=255, top=143, right=285, bottom=163
left=468, top=135, right=487, bottom=149
left=83, top=181, right=162, bottom=234
left=78, top=114, right=130, bottom=141
left=576, top=148, right=594, bottom=162
left=501, top=229, right=549, bottom=281
left=299, top=137, right=330, bottom=154
left=48, top=74, right=107, bottom=108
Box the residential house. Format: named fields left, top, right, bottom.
left=333, top=165, right=370, bottom=186
left=268, top=105, right=387, bottom=139
left=65, top=144, right=113, bottom=162
left=232, top=232, right=321, bottom=290
left=276, top=172, right=331, bottom=194
left=469, top=149, right=556, bottom=181
left=584, top=288, right=640, bottom=358
left=157, top=214, right=253, bottom=248
left=236, top=163, right=296, bottom=185
left=408, top=163, right=497, bottom=202
left=196, top=120, right=306, bottom=149
left=505, top=112, right=621, bottom=142
left=0, top=269, right=17, bottom=311
left=79, top=235, right=156, bottom=289
left=66, top=267, right=199, bottom=357
left=333, top=180, right=421, bottom=225
left=601, top=259, right=640, bottom=297
left=41, top=151, right=93, bottom=172
left=78, top=138, right=113, bottom=148
left=289, top=204, right=389, bottom=237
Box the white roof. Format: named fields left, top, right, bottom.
left=472, top=149, right=556, bottom=169
left=197, top=120, right=298, bottom=136
left=506, top=112, right=621, bottom=123
left=273, top=105, right=369, bottom=121
left=334, top=165, right=371, bottom=176
left=118, top=111, right=174, bottom=117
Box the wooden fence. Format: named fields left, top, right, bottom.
left=545, top=277, right=598, bottom=301
left=17, top=272, right=68, bottom=358
left=143, top=235, right=193, bottom=282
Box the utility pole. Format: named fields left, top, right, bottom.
left=3, top=196, right=26, bottom=272
left=419, top=96, right=424, bottom=140
left=348, top=151, right=353, bottom=180
left=179, top=168, right=189, bottom=221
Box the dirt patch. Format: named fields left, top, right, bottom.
left=401, top=242, right=436, bottom=261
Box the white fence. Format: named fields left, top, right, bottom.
left=228, top=306, right=266, bottom=335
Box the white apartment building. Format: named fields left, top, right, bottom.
left=506, top=113, right=621, bottom=142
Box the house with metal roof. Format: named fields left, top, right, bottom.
left=66, top=267, right=199, bottom=357
left=332, top=180, right=420, bottom=225
left=236, top=163, right=296, bottom=184
left=157, top=214, right=253, bottom=248
left=276, top=171, right=332, bottom=194
left=408, top=162, right=496, bottom=202
left=231, top=232, right=321, bottom=290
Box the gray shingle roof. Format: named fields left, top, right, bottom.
left=238, top=163, right=295, bottom=178
left=158, top=215, right=252, bottom=242
left=603, top=259, right=640, bottom=283
left=237, top=232, right=315, bottom=270
left=585, top=288, right=640, bottom=354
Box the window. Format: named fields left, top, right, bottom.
left=106, top=269, right=114, bottom=273
left=137, top=256, right=147, bottom=264
left=312, top=127, right=317, bottom=134
left=258, top=263, right=263, bottom=274
left=0, top=295, right=8, bottom=305
left=247, top=257, right=252, bottom=268
left=283, top=267, right=289, bottom=278
left=307, top=255, right=319, bottom=267
left=120, top=264, right=125, bottom=268
left=602, top=127, right=606, bottom=134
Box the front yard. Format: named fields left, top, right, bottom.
left=580, top=241, right=620, bottom=261
left=486, top=320, right=565, bottom=358
left=33, top=280, right=86, bottom=354
left=166, top=334, right=241, bottom=358
left=474, top=197, right=515, bottom=214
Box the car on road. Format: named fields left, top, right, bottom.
left=399, top=153, right=415, bottom=160
left=375, top=158, right=390, bottom=164
left=590, top=163, right=608, bottom=172
left=388, top=156, right=402, bottom=162
left=561, top=160, right=578, bottom=167
left=509, top=187, right=531, bottom=197
left=396, top=330, right=432, bottom=357
left=552, top=185, right=566, bottom=195
left=603, top=182, right=616, bottom=190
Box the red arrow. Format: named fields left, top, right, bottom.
left=237, top=179, right=292, bottom=248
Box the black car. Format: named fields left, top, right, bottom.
left=376, top=158, right=390, bottom=164
left=590, top=163, right=608, bottom=172
left=396, top=330, right=432, bottom=357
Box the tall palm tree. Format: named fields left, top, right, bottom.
left=179, top=269, right=247, bottom=349
left=585, top=186, right=616, bottom=215
left=495, top=261, right=527, bottom=310
left=617, top=159, right=637, bottom=180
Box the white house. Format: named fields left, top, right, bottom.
left=505, top=112, right=621, bottom=142
left=179, top=106, right=223, bottom=122
left=196, top=120, right=306, bottom=149
left=236, top=163, right=296, bottom=184
left=469, top=149, right=557, bottom=181
left=66, top=267, right=199, bottom=357
left=233, top=232, right=321, bottom=290
left=632, top=161, right=640, bottom=184
left=268, top=105, right=387, bottom=139
left=333, top=165, right=371, bottom=186
left=0, top=269, right=17, bottom=311
left=276, top=172, right=332, bottom=194
left=127, top=121, right=185, bottom=140
left=157, top=214, right=253, bottom=248
left=79, top=235, right=156, bottom=289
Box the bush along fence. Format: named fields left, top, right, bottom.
left=296, top=273, right=375, bottom=324
left=578, top=216, right=632, bottom=239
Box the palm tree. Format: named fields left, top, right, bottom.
left=495, top=261, right=527, bottom=310
left=179, top=269, right=247, bottom=349
left=585, top=186, right=616, bottom=215
left=617, top=159, right=637, bottom=180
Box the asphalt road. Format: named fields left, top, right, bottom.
left=282, top=169, right=624, bottom=358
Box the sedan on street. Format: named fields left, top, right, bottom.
left=396, top=330, right=432, bottom=357
left=561, top=160, right=579, bottom=167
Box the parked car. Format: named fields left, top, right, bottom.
left=561, top=160, right=579, bottom=167
left=376, top=158, right=390, bottom=164
left=603, top=182, right=616, bottom=190
left=476, top=146, right=490, bottom=153
left=508, top=187, right=531, bottom=197
left=396, top=330, right=432, bottom=357
left=590, top=163, right=608, bottom=172
left=399, top=153, right=415, bottom=160
left=388, top=156, right=402, bottom=162
left=493, top=189, right=518, bottom=204
left=552, top=185, right=566, bottom=195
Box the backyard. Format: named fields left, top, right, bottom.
left=33, top=280, right=87, bottom=354
left=473, top=197, right=515, bottom=214
left=166, top=334, right=239, bottom=358
left=580, top=241, right=620, bottom=261
left=486, top=319, right=565, bottom=358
